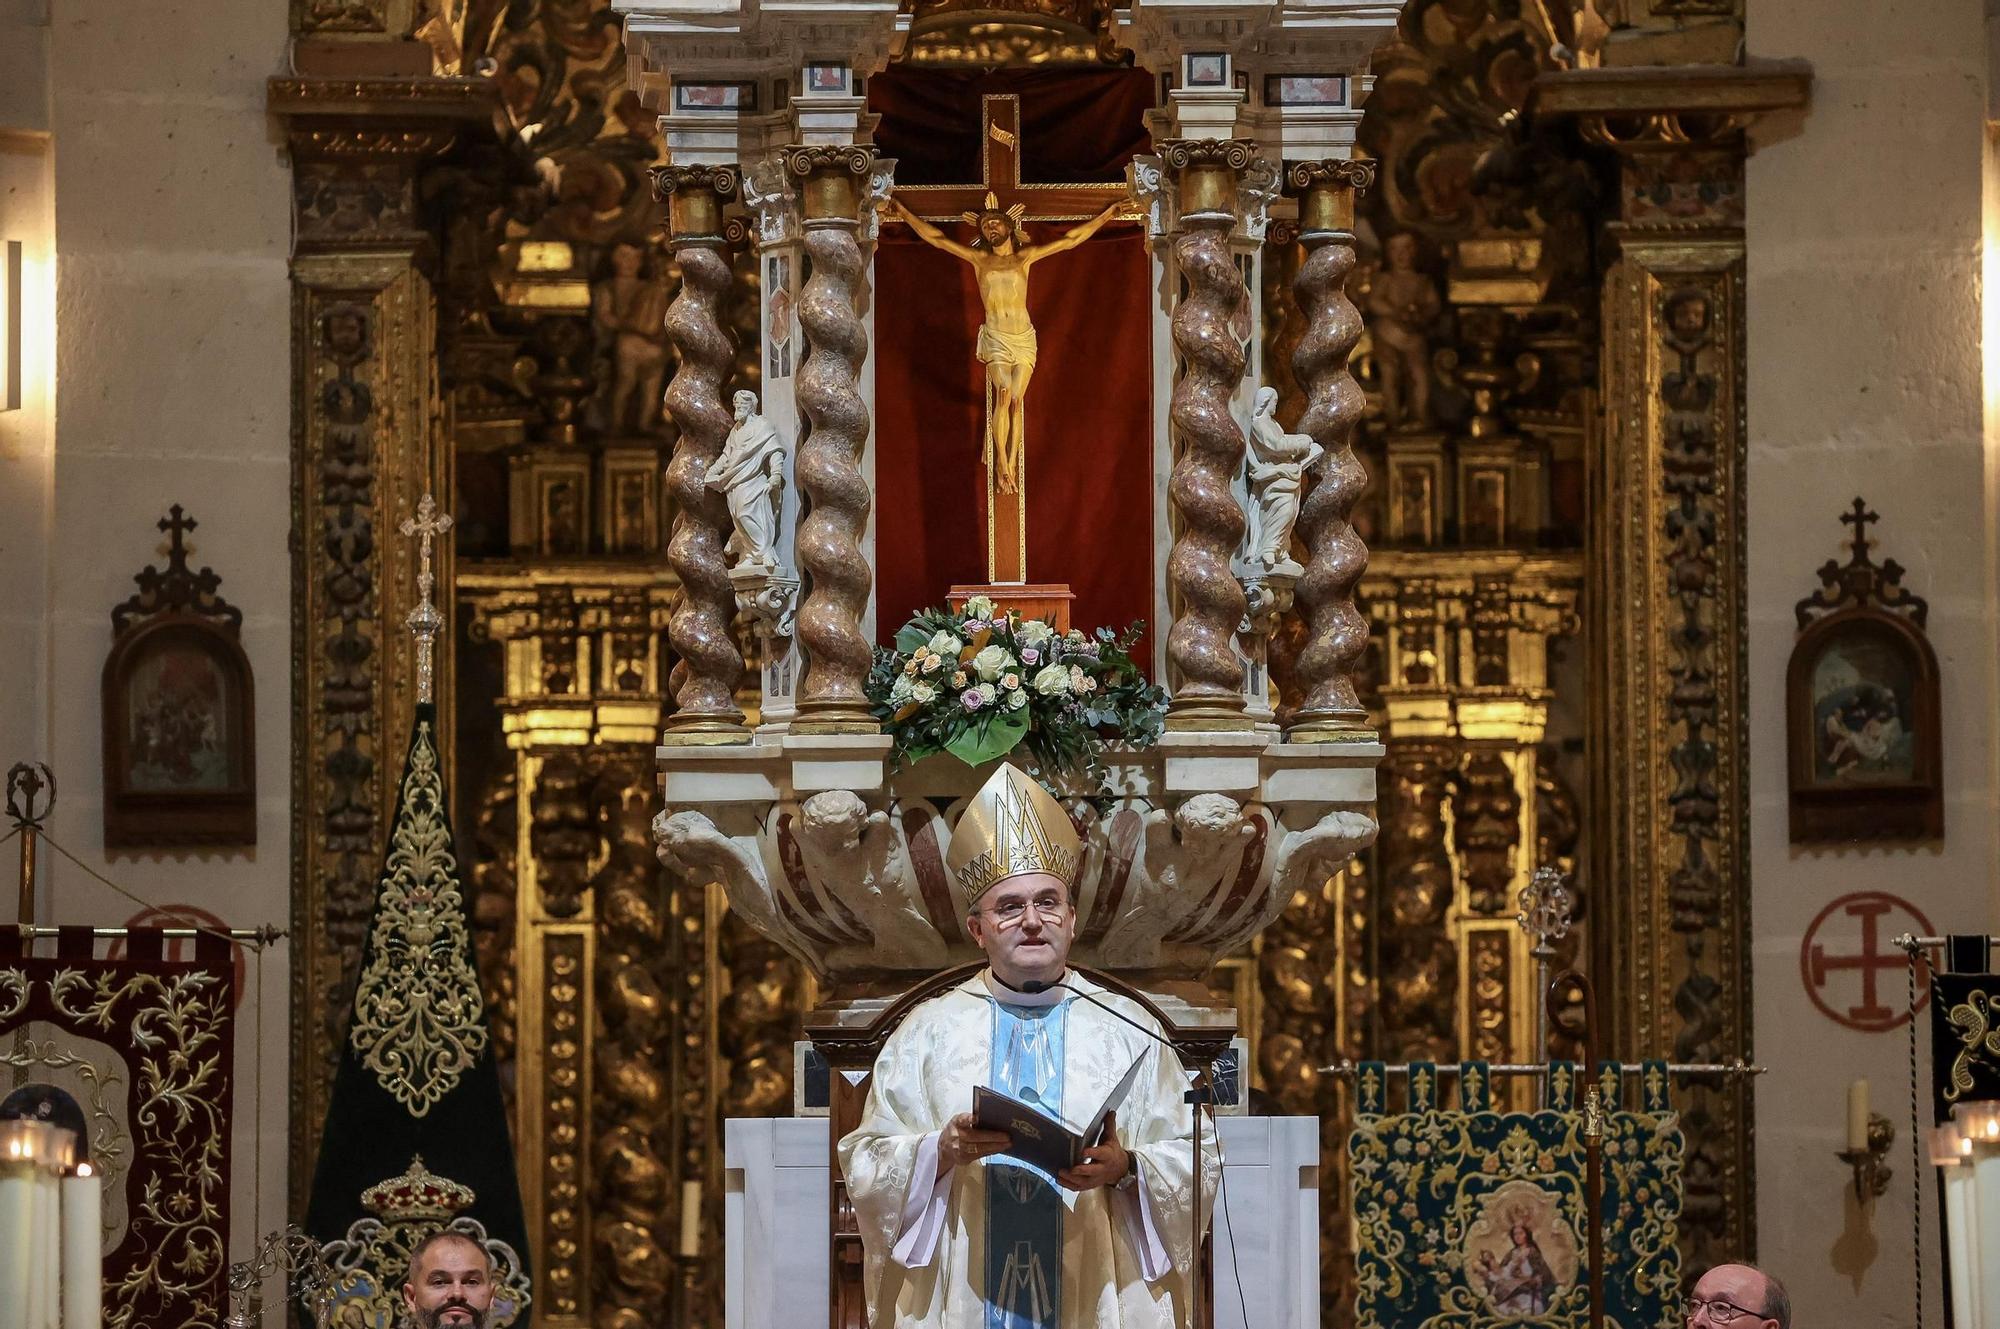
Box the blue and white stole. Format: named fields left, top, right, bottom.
left=984, top=992, right=1069, bottom=1329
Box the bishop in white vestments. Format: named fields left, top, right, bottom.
left=838, top=765, right=1220, bottom=1329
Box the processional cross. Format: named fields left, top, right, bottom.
left=889, top=95, right=1132, bottom=588
left=400, top=493, right=453, bottom=705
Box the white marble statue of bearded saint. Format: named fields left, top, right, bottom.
left=838, top=764, right=1219, bottom=1329
left=703, top=390, right=788, bottom=572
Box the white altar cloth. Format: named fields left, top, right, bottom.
left=723, top=1115, right=1319, bottom=1329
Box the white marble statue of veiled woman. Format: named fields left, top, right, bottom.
left=1243, top=387, right=1322, bottom=575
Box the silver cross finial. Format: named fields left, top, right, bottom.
left=1516, top=864, right=1576, bottom=958
left=400, top=494, right=453, bottom=705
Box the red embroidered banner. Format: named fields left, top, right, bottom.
left=0, top=928, right=236, bottom=1329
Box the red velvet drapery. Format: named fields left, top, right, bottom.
left=867, top=67, right=1157, bottom=654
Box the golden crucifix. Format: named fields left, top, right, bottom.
left=887, top=191, right=1120, bottom=499
left=885, top=94, right=1132, bottom=586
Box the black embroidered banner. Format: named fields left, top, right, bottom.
left=1931, top=971, right=2000, bottom=1122
left=304, top=704, right=531, bottom=1326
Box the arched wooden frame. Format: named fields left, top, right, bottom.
left=101, top=615, right=258, bottom=849
left=1785, top=606, right=1940, bottom=842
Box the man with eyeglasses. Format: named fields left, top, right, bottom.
left=1685, top=1264, right=1792, bottom=1329
left=838, top=763, right=1219, bottom=1329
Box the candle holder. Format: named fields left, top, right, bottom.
left=224, top=1226, right=336, bottom=1329
left=1836, top=1112, right=1895, bottom=1202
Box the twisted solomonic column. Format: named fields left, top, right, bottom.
left=784, top=145, right=882, bottom=733
left=1285, top=159, right=1377, bottom=739
left=655, top=164, right=749, bottom=740
left=1161, top=139, right=1256, bottom=730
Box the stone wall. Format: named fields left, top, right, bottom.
left=1747, top=1, right=2000, bottom=1322
left=0, top=0, right=293, bottom=1267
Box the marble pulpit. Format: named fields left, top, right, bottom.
left=724, top=1115, right=1320, bottom=1329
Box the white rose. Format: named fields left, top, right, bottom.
left=889, top=674, right=915, bottom=705
left=1017, top=618, right=1055, bottom=648
left=972, top=644, right=1013, bottom=682
left=1032, top=664, right=1072, bottom=695
left=964, top=595, right=998, bottom=619
left=911, top=681, right=937, bottom=705
left=1069, top=665, right=1089, bottom=691
left=927, top=630, right=964, bottom=657
left=1005, top=688, right=1029, bottom=711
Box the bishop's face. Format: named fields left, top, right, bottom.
left=966, top=871, right=1076, bottom=990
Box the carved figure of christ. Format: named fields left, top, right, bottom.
left=882, top=92, right=1133, bottom=585
left=886, top=193, right=1121, bottom=497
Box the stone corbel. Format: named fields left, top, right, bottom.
left=1127, top=154, right=1173, bottom=243
left=743, top=157, right=799, bottom=249
left=1236, top=156, right=1283, bottom=246
left=859, top=158, right=897, bottom=247
left=788, top=791, right=948, bottom=969
left=731, top=566, right=801, bottom=644
left=1241, top=569, right=1299, bottom=640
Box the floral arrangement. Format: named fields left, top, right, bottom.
left=867, top=596, right=1167, bottom=778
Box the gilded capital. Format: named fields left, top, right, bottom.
left=651, top=163, right=742, bottom=242
left=1285, top=159, right=1376, bottom=234
left=779, top=144, right=879, bottom=223
left=1157, top=138, right=1256, bottom=222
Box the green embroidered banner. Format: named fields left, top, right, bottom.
left=1348, top=1060, right=1684, bottom=1329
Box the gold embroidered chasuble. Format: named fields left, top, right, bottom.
left=837, top=970, right=1218, bottom=1329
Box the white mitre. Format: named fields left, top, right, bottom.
left=943, top=763, right=1080, bottom=906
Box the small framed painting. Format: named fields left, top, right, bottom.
left=674, top=81, right=758, bottom=113
left=102, top=508, right=256, bottom=849
left=1787, top=499, right=1942, bottom=841
left=1265, top=74, right=1349, bottom=106
left=804, top=63, right=849, bottom=95
left=1185, top=53, right=1228, bottom=88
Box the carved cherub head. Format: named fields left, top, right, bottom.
left=1175, top=793, right=1251, bottom=858
left=800, top=789, right=871, bottom=853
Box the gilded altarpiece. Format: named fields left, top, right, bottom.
left=282, top=6, right=1790, bottom=1329
left=275, top=71, right=483, bottom=1219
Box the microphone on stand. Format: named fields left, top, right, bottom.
left=1020, top=975, right=1222, bottom=1329
left=1019, top=979, right=1210, bottom=1105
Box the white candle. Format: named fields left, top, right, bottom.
left=1974, top=1148, right=2000, bottom=1329
left=1846, top=1079, right=1869, bottom=1152
left=0, top=1163, right=34, bottom=1329
left=1943, top=1161, right=1979, bottom=1329
left=61, top=1165, right=101, bottom=1329
left=32, top=1169, right=60, bottom=1329
left=679, top=1179, right=703, bottom=1259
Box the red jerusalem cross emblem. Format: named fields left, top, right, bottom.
left=1800, top=891, right=1934, bottom=1032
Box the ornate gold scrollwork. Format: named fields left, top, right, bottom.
left=349, top=720, right=490, bottom=1117
left=1943, top=989, right=2000, bottom=1104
